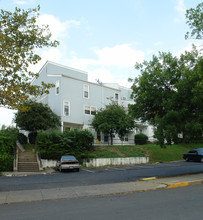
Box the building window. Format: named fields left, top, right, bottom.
left=56, top=80, right=60, bottom=95
left=64, top=101, right=70, bottom=116
left=84, top=106, right=90, bottom=114
left=115, top=93, right=119, bottom=104
left=120, top=135, right=128, bottom=142
left=83, top=84, right=89, bottom=99
left=84, top=106, right=96, bottom=115
left=91, top=107, right=96, bottom=115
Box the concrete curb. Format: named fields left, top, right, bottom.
left=1, top=169, right=55, bottom=177
left=139, top=177, right=157, bottom=181
left=167, top=182, right=189, bottom=188
left=166, top=179, right=203, bottom=188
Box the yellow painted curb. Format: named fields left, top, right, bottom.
left=167, top=182, right=189, bottom=188
left=140, top=177, right=157, bottom=181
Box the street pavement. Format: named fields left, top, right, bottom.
left=0, top=171, right=203, bottom=205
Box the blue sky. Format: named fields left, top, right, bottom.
left=0, top=0, right=202, bottom=126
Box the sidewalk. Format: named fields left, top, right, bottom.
left=0, top=173, right=203, bottom=205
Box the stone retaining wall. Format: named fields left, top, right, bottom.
left=41, top=157, right=149, bottom=168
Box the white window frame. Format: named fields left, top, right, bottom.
left=84, top=106, right=96, bottom=115
left=84, top=105, right=90, bottom=115
left=120, top=135, right=128, bottom=142
left=56, top=80, right=60, bottom=95
left=83, top=84, right=89, bottom=99
left=63, top=101, right=70, bottom=116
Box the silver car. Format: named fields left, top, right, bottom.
left=56, top=155, right=80, bottom=172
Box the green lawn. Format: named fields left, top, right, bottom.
left=91, top=143, right=203, bottom=163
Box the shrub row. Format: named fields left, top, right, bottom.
left=36, top=129, right=94, bottom=161
left=0, top=127, right=18, bottom=172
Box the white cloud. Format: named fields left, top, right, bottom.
left=88, top=67, right=113, bottom=83
left=174, top=43, right=202, bottom=57
left=69, top=56, right=99, bottom=71
left=154, top=41, right=162, bottom=47
left=174, top=0, right=186, bottom=23
left=14, top=0, right=27, bottom=4
left=94, top=44, right=144, bottom=67
left=69, top=43, right=144, bottom=70
left=37, top=14, right=80, bottom=40
left=14, top=0, right=36, bottom=5
left=67, top=44, right=144, bottom=86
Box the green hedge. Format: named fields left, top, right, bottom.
left=134, top=133, right=148, bottom=145
left=36, top=129, right=94, bottom=161
left=0, top=127, right=18, bottom=172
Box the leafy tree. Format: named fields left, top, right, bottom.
left=129, top=45, right=203, bottom=147
left=14, top=101, right=61, bottom=135
left=91, top=102, right=135, bottom=145
left=0, top=6, right=59, bottom=110
left=185, top=3, right=203, bottom=39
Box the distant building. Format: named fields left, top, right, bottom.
left=32, top=61, right=154, bottom=144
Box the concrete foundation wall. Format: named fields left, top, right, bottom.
left=41, top=157, right=149, bottom=168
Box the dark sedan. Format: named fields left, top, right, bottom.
left=183, top=148, right=203, bottom=162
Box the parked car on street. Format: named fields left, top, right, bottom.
left=183, top=148, right=203, bottom=162
left=56, top=155, right=80, bottom=172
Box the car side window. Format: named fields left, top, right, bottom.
left=189, top=150, right=197, bottom=153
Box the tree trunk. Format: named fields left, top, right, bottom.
left=110, top=132, right=113, bottom=145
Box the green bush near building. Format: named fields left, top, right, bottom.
left=134, top=133, right=148, bottom=145
left=36, top=129, right=94, bottom=161
left=0, top=127, right=18, bottom=172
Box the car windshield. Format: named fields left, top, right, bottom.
left=197, top=149, right=203, bottom=154
left=61, top=156, right=76, bottom=161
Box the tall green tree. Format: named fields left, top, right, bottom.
left=91, top=102, right=135, bottom=145
left=0, top=6, right=59, bottom=110
left=14, top=101, right=61, bottom=134
left=185, top=2, right=203, bottom=39
left=129, top=45, right=203, bottom=146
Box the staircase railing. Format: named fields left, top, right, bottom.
left=13, top=146, right=18, bottom=171
left=16, top=140, right=25, bottom=152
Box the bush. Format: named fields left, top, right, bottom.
left=18, top=133, right=27, bottom=145
left=0, top=127, right=18, bottom=171
left=134, top=133, right=148, bottom=145
left=35, top=129, right=94, bottom=161
left=67, top=129, right=94, bottom=152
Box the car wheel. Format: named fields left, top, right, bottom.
left=201, top=157, right=203, bottom=163
left=185, top=157, right=190, bottom=162
left=76, top=168, right=80, bottom=172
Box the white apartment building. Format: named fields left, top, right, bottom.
left=33, top=61, right=154, bottom=145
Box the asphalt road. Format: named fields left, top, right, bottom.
left=0, top=184, right=202, bottom=220
left=0, top=161, right=203, bottom=192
